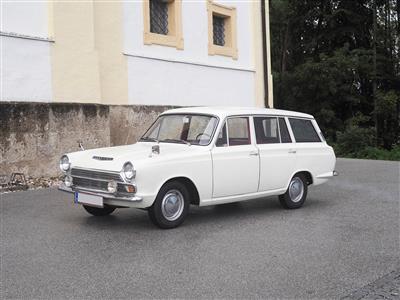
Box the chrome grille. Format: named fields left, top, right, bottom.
left=71, top=168, right=122, bottom=182
left=72, top=177, right=108, bottom=191
left=71, top=168, right=123, bottom=192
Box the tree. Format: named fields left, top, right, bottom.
left=270, top=0, right=400, bottom=152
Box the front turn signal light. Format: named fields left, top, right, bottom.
left=124, top=185, right=136, bottom=193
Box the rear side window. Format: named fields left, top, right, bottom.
left=279, top=118, right=292, bottom=143
left=289, top=118, right=321, bottom=143
left=227, top=117, right=251, bottom=146
left=254, top=117, right=280, bottom=144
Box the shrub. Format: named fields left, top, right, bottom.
left=356, top=145, right=400, bottom=161
left=335, top=125, right=376, bottom=157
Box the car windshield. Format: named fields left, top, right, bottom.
left=140, top=114, right=218, bottom=146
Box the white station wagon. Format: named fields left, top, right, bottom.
left=59, top=107, right=337, bottom=228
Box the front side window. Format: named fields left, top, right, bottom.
left=227, top=117, right=250, bottom=146
left=289, top=118, right=321, bottom=143
left=216, top=123, right=228, bottom=147
left=141, top=114, right=218, bottom=146
left=254, top=117, right=280, bottom=144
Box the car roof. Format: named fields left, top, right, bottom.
left=161, top=106, right=314, bottom=119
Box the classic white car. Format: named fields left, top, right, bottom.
left=59, top=107, right=337, bottom=228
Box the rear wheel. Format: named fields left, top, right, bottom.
left=148, top=181, right=190, bottom=229
left=279, top=174, right=308, bottom=209
left=83, top=205, right=116, bottom=216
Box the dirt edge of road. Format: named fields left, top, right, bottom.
left=341, top=269, right=400, bottom=300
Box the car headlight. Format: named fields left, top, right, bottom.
left=59, top=155, right=70, bottom=172
left=122, top=162, right=135, bottom=181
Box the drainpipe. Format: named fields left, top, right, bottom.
left=261, top=0, right=273, bottom=108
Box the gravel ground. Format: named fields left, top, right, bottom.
left=1, top=158, right=399, bottom=299
left=341, top=269, right=400, bottom=299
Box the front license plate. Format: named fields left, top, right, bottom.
left=74, top=192, right=103, bottom=208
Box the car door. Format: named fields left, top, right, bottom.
left=211, top=116, right=260, bottom=198
left=255, top=116, right=297, bottom=191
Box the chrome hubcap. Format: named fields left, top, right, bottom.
left=161, top=189, right=184, bottom=221
left=289, top=177, right=304, bottom=203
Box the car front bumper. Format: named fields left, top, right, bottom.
left=58, top=183, right=143, bottom=207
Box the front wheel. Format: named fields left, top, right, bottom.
left=279, top=174, right=308, bottom=209
left=148, top=181, right=190, bottom=229
left=83, top=205, right=116, bottom=216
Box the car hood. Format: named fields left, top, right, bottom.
left=67, top=142, right=204, bottom=172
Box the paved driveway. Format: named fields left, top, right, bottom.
left=1, top=158, right=399, bottom=299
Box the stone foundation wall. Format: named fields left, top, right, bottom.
left=0, top=102, right=173, bottom=178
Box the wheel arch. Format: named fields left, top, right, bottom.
left=161, top=176, right=200, bottom=205
left=286, top=170, right=314, bottom=189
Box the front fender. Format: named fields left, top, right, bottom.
left=134, top=151, right=213, bottom=208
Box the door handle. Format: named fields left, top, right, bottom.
left=249, top=151, right=259, bottom=156
left=288, top=149, right=297, bottom=154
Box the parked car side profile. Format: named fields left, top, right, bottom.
left=59, top=107, right=337, bottom=228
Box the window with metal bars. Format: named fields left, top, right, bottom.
left=150, top=0, right=169, bottom=35
left=213, top=15, right=225, bottom=46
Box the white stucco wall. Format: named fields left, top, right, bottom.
left=123, top=1, right=256, bottom=107
left=1, top=37, right=52, bottom=102
left=1, top=2, right=49, bottom=37
left=127, top=56, right=254, bottom=106
left=0, top=2, right=52, bottom=102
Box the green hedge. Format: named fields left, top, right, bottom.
left=332, top=144, right=400, bottom=161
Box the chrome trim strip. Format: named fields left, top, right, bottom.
left=58, top=184, right=142, bottom=202
left=72, top=167, right=121, bottom=175
left=71, top=174, right=112, bottom=182
left=92, top=156, right=113, bottom=161
left=316, top=171, right=338, bottom=179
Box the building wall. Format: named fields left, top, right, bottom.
left=93, top=2, right=129, bottom=105
left=124, top=0, right=257, bottom=106
left=0, top=1, right=273, bottom=179
left=0, top=2, right=52, bottom=102
left=1, top=0, right=269, bottom=107
left=0, top=102, right=171, bottom=178
left=50, top=1, right=102, bottom=103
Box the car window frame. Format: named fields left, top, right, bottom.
left=215, top=115, right=253, bottom=147
left=278, top=117, right=293, bottom=143
left=140, top=113, right=220, bottom=146
left=253, top=116, right=282, bottom=145
left=288, top=117, right=322, bottom=143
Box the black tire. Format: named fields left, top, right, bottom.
left=83, top=205, right=116, bottom=216
left=148, top=181, right=190, bottom=229
left=279, top=174, right=308, bottom=209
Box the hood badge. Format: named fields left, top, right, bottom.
left=92, top=156, right=113, bottom=161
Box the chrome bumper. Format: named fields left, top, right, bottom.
left=316, top=170, right=339, bottom=179
left=58, top=183, right=143, bottom=202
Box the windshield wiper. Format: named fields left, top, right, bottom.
left=160, top=139, right=191, bottom=145
left=139, top=137, right=159, bottom=143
